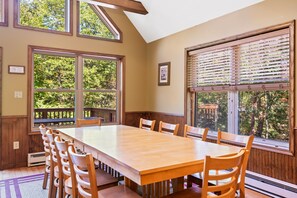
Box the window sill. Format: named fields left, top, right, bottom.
left=188, top=130, right=292, bottom=156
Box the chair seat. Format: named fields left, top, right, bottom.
left=164, top=186, right=202, bottom=198
left=98, top=185, right=141, bottom=198
left=95, top=168, right=119, bottom=189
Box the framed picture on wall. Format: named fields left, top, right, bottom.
left=158, top=62, right=170, bottom=86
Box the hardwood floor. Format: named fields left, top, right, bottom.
left=0, top=165, right=270, bottom=197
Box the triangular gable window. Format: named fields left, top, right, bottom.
left=79, top=2, right=121, bottom=41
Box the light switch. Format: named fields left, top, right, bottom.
left=14, top=91, right=23, bottom=98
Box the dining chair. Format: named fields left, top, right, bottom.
left=158, top=121, right=179, bottom=136
left=68, top=144, right=141, bottom=198
left=76, top=118, right=102, bottom=127
left=54, top=136, right=76, bottom=198
left=188, top=129, right=254, bottom=198
left=47, top=131, right=64, bottom=198
left=165, top=149, right=246, bottom=198
left=183, top=125, right=209, bottom=140
left=39, top=124, right=51, bottom=190
left=139, top=118, right=156, bottom=131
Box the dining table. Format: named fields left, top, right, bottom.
left=56, top=125, right=241, bottom=196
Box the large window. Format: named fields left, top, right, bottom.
left=187, top=22, right=295, bottom=151
left=78, top=1, right=121, bottom=41
left=15, top=0, right=72, bottom=34
left=30, top=47, right=122, bottom=128
left=0, top=0, right=8, bottom=26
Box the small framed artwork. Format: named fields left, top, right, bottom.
left=8, top=65, right=25, bottom=74
left=158, top=62, right=170, bottom=86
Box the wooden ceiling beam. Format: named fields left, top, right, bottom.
left=89, top=0, right=148, bottom=15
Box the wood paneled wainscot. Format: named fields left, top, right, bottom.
left=0, top=116, right=29, bottom=169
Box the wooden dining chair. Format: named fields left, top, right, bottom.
left=47, top=131, right=64, bottom=198
left=158, top=121, right=179, bottom=136
left=188, top=129, right=254, bottom=198
left=54, top=136, right=76, bottom=198
left=76, top=118, right=102, bottom=127
left=165, top=149, right=246, bottom=198
left=39, top=124, right=51, bottom=190
left=139, top=118, right=156, bottom=131
left=183, top=125, right=209, bottom=140
left=68, top=144, right=141, bottom=198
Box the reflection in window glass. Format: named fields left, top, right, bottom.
left=196, top=92, right=228, bottom=132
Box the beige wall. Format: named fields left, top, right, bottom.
left=0, top=1, right=147, bottom=115
left=146, top=0, right=297, bottom=116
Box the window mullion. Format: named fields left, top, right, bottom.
left=76, top=56, right=84, bottom=119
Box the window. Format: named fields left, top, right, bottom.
left=15, top=0, right=72, bottom=34
left=30, top=47, right=122, bottom=128
left=187, top=22, right=295, bottom=151
left=0, top=0, right=8, bottom=26
left=78, top=1, right=121, bottom=41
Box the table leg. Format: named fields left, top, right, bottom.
left=124, top=177, right=138, bottom=192
left=171, top=176, right=185, bottom=192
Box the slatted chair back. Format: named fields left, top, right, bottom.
left=201, top=149, right=246, bottom=198
left=139, top=118, right=156, bottom=131
left=76, top=118, right=101, bottom=127
left=55, top=136, right=77, bottom=197
left=68, top=145, right=98, bottom=198
left=158, top=121, right=179, bottom=136
left=39, top=124, right=50, bottom=157
left=217, top=129, right=254, bottom=197
left=184, top=125, right=209, bottom=140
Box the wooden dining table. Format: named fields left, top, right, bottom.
left=57, top=125, right=241, bottom=194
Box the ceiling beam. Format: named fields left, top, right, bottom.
left=88, top=0, right=148, bottom=15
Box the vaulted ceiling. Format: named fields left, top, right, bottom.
left=125, top=0, right=264, bottom=43
left=86, top=0, right=264, bottom=43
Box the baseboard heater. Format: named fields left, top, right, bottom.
left=28, top=152, right=46, bottom=167
left=245, top=171, right=297, bottom=197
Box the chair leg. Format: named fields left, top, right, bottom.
left=48, top=167, right=54, bottom=198
left=58, top=178, right=64, bottom=198
left=43, top=170, right=49, bottom=189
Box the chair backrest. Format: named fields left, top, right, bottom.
left=201, top=149, right=246, bottom=198
left=76, top=118, right=101, bottom=127
left=139, top=118, right=156, bottom=131
left=217, top=129, right=254, bottom=197
left=184, top=125, right=209, bottom=140
left=158, top=121, right=179, bottom=136
left=55, top=137, right=77, bottom=197
left=39, top=124, right=50, bottom=155
left=68, top=145, right=98, bottom=198
left=47, top=131, right=63, bottom=179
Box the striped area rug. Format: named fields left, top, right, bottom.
left=0, top=174, right=48, bottom=198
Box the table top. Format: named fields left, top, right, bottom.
left=57, top=125, right=241, bottom=185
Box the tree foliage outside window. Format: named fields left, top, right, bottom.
left=79, top=2, right=117, bottom=39
left=18, top=0, right=69, bottom=32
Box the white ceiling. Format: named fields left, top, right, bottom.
left=125, top=0, right=263, bottom=43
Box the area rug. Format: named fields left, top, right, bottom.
left=0, top=174, right=48, bottom=198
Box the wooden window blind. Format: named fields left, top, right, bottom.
left=187, top=28, right=290, bottom=92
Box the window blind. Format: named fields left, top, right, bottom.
left=187, top=29, right=290, bottom=91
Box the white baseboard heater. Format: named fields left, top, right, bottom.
left=245, top=171, right=297, bottom=197
left=28, top=152, right=46, bottom=167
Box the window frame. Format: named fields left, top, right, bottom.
left=76, top=1, right=122, bottom=42
left=185, top=21, right=295, bottom=154
left=28, top=46, right=124, bottom=133
left=0, top=0, right=8, bottom=26
left=14, top=0, right=73, bottom=35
